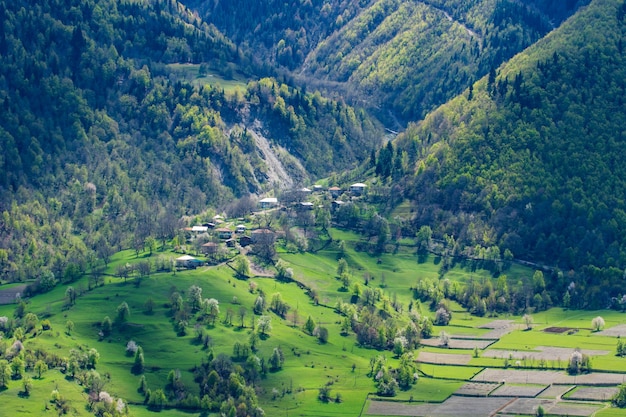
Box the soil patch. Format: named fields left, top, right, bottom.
left=566, top=386, right=619, bottom=401
left=455, top=382, right=500, bottom=396
left=597, top=324, right=626, bottom=337
left=544, top=326, right=573, bottom=334
left=473, top=368, right=626, bottom=385
left=499, top=398, right=555, bottom=415
left=366, top=401, right=438, bottom=416
left=417, top=351, right=472, bottom=365
left=0, top=284, right=26, bottom=305
left=490, top=384, right=548, bottom=397
left=482, top=346, right=609, bottom=362
left=420, top=338, right=495, bottom=350
left=538, top=385, right=575, bottom=399
left=547, top=402, right=604, bottom=416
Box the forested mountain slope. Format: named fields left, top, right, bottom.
left=394, top=0, right=626, bottom=306
left=0, top=0, right=381, bottom=282
left=183, top=0, right=588, bottom=121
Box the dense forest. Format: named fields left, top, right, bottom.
left=0, top=0, right=381, bottom=284
left=1, top=0, right=626, bottom=312
left=183, top=0, right=589, bottom=122
left=392, top=0, right=626, bottom=308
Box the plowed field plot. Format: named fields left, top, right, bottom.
left=544, top=326, right=573, bottom=333
left=367, top=401, right=438, bottom=416
left=432, top=396, right=513, bottom=416
left=418, top=351, right=472, bottom=365
left=0, top=284, right=26, bottom=304
left=566, top=386, right=619, bottom=401
left=538, top=384, right=574, bottom=398
left=482, top=346, right=609, bottom=362
left=476, top=320, right=516, bottom=339
left=420, top=338, right=495, bottom=349
left=490, top=384, right=547, bottom=397
left=454, top=382, right=500, bottom=396
left=499, top=398, right=555, bottom=415
left=368, top=397, right=514, bottom=417
left=548, top=401, right=604, bottom=416
left=472, top=369, right=626, bottom=385
left=597, top=323, right=626, bottom=337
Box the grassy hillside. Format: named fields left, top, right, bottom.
left=4, top=229, right=626, bottom=416
left=394, top=0, right=626, bottom=306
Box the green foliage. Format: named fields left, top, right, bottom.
left=398, top=0, right=626, bottom=307
left=0, top=0, right=381, bottom=291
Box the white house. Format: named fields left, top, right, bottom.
left=350, top=183, right=367, bottom=195
left=259, top=197, right=278, bottom=209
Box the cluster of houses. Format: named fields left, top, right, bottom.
left=176, top=182, right=367, bottom=268
left=258, top=182, right=367, bottom=210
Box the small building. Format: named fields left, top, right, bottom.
left=298, top=201, right=314, bottom=210
left=225, top=238, right=236, bottom=248
left=201, top=242, right=219, bottom=255
left=329, top=186, right=342, bottom=198
left=331, top=200, right=345, bottom=211
left=239, top=235, right=253, bottom=247
left=350, top=183, right=367, bottom=195
left=235, top=224, right=246, bottom=233
left=216, top=228, right=233, bottom=239
left=175, top=255, right=203, bottom=268
left=313, top=185, right=324, bottom=192
left=191, top=225, right=209, bottom=233
left=259, top=197, right=278, bottom=209
left=300, top=187, right=312, bottom=194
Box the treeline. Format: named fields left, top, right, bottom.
left=390, top=0, right=626, bottom=307
left=0, top=0, right=382, bottom=285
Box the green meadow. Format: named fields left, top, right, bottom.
left=2, top=228, right=626, bottom=416
left=166, top=63, right=248, bottom=93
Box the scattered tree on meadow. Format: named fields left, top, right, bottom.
left=591, top=316, right=605, bottom=332
left=303, top=315, right=316, bottom=335
left=116, top=302, right=130, bottom=325
left=523, top=314, right=533, bottom=330
left=133, top=346, right=145, bottom=374
left=268, top=346, right=284, bottom=371
left=257, top=315, right=272, bottom=336
left=235, top=256, right=251, bottom=278
left=34, top=360, right=48, bottom=379
left=568, top=349, right=591, bottom=375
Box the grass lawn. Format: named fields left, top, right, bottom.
left=166, top=63, right=247, bottom=93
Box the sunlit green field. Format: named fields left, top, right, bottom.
left=166, top=63, right=247, bottom=93
left=3, top=228, right=626, bottom=416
